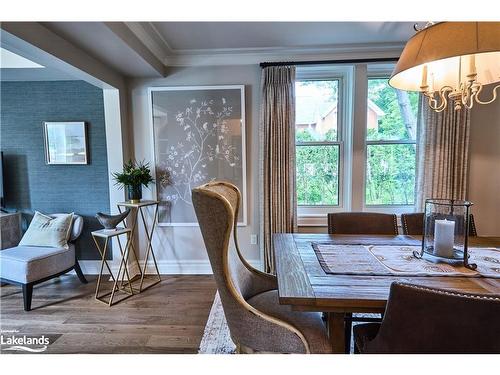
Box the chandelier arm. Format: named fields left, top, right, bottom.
left=474, top=83, right=500, bottom=105
left=461, top=82, right=475, bottom=109
left=426, top=93, right=447, bottom=113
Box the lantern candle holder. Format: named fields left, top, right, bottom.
left=413, top=198, right=476, bottom=270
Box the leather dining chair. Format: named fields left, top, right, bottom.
left=327, top=212, right=398, bottom=353
left=401, top=212, right=478, bottom=236
left=353, top=282, right=500, bottom=353
left=192, top=181, right=332, bottom=353
left=327, top=212, right=398, bottom=235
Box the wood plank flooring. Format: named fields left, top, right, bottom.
left=0, top=275, right=217, bottom=354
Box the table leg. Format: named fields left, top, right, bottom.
left=328, top=312, right=346, bottom=354
left=138, top=205, right=161, bottom=292
left=116, top=234, right=134, bottom=295
left=118, top=205, right=143, bottom=281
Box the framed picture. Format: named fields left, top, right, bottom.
left=43, top=122, right=88, bottom=165
left=149, top=85, right=247, bottom=226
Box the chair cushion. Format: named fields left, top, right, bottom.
left=246, top=290, right=332, bottom=354
left=19, top=211, right=74, bottom=249
left=353, top=323, right=381, bottom=353
left=0, top=244, right=75, bottom=283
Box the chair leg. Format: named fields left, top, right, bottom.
left=344, top=313, right=353, bottom=354
left=74, top=261, right=88, bottom=284
left=22, top=283, right=33, bottom=311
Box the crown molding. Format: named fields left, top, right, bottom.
left=164, top=43, right=404, bottom=66
left=165, top=43, right=404, bottom=66
left=124, top=22, right=405, bottom=67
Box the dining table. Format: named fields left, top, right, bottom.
left=273, top=233, right=500, bottom=353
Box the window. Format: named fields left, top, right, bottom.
left=295, top=65, right=419, bottom=225
left=295, top=80, right=341, bottom=206
left=365, top=78, right=418, bottom=206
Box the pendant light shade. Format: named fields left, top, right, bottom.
left=389, top=22, right=500, bottom=111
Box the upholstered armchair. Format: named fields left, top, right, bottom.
left=0, top=214, right=87, bottom=311
left=354, top=282, right=500, bottom=353
left=192, top=181, right=331, bottom=353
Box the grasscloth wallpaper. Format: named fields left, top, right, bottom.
left=0, top=80, right=110, bottom=260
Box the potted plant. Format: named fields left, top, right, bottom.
left=112, top=160, right=154, bottom=203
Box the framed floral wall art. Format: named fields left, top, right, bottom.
left=149, top=85, right=247, bottom=226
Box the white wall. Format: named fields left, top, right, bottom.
left=468, top=96, right=500, bottom=236
left=128, top=65, right=262, bottom=273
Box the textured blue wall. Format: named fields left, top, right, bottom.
left=0, top=80, right=110, bottom=260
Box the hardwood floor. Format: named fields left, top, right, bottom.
left=0, top=275, right=217, bottom=354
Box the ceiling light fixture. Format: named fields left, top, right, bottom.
left=389, top=22, right=500, bottom=112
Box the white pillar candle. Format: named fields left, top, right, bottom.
left=434, top=219, right=455, bottom=257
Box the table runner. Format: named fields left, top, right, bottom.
left=312, top=243, right=500, bottom=278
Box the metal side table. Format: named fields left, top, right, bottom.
left=91, top=227, right=134, bottom=306
left=117, top=200, right=161, bottom=292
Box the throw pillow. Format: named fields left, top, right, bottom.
left=19, top=211, right=74, bottom=249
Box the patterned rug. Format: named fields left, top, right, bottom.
left=198, top=292, right=369, bottom=354
left=198, top=292, right=236, bottom=354
left=313, top=243, right=500, bottom=277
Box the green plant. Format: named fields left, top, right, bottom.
left=112, top=160, right=154, bottom=188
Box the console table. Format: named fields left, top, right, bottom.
left=117, top=200, right=161, bottom=292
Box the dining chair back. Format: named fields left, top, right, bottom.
left=354, top=282, right=500, bottom=353
left=326, top=211, right=397, bottom=352
left=401, top=212, right=478, bottom=236
left=327, top=212, right=398, bottom=235
left=192, top=181, right=331, bottom=353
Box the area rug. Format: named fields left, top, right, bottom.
left=198, top=292, right=236, bottom=354
left=198, top=292, right=366, bottom=354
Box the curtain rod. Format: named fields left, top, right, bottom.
left=259, top=57, right=399, bottom=68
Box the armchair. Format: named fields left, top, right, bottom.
left=192, top=181, right=331, bottom=353
left=0, top=213, right=87, bottom=311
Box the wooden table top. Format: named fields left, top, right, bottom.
left=273, top=234, right=500, bottom=313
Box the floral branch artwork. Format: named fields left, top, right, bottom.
left=156, top=97, right=240, bottom=208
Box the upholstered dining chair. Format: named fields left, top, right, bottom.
left=353, top=282, right=500, bottom=353
left=327, top=212, right=398, bottom=235
left=192, top=181, right=332, bottom=353
left=401, top=212, right=478, bottom=236
left=326, top=211, right=398, bottom=353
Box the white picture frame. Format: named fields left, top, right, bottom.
left=149, top=85, right=247, bottom=226
left=43, top=121, right=88, bottom=165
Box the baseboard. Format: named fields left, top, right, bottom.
left=78, top=259, right=263, bottom=275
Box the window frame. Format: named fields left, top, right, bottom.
left=363, top=72, right=418, bottom=214
left=295, top=65, right=354, bottom=224
left=295, top=63, right=418, bottom=227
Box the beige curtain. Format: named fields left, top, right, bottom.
left=259, top=66, right=297, bottom=274
left=416, top=97, right=471, bottom=210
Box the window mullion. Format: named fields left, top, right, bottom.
left=351, top=64, right=368, bottom=212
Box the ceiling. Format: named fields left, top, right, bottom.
left=151, top=22, right=417, bottom=51
left=1, top=22, right=419, bottom=80
left=42, top=22, right=162, bottom=77
left=0, top=45, right=78, bottom=81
